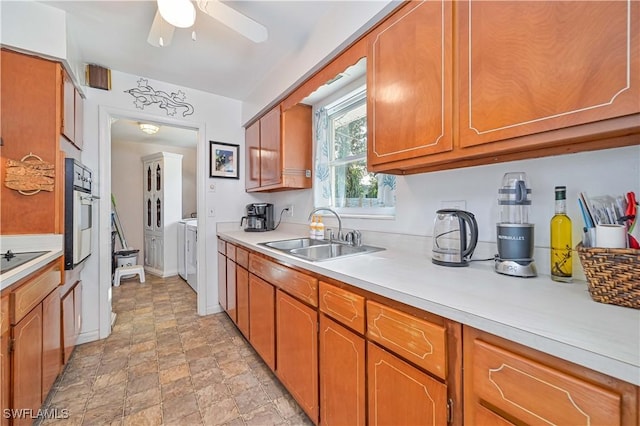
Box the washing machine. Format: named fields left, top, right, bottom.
left=185, top=221, right=198, bottom=292
left=178, top=218, right=197, bottom=281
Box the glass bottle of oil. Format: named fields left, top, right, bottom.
left=550, top=186, right=572, bottom=282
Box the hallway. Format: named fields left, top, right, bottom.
left=39, top=275, right=311, bottom=425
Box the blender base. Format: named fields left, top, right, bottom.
left=494, top=259, right=537, bottom=278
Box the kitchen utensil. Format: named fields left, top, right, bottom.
left=432, top=209, right=478, bottom=267
left=495, top=172, right=537, bottom=277
left=626, top=192, right=639, bottom=248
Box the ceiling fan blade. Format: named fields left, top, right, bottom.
left=147, top=10, right=176, bottom=47
left=196, top=0, right=268, bottom=43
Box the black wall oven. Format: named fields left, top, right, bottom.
left=65, top=158, right=97, bottom=270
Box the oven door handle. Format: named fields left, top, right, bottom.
left=80, top=194, right=100, bottom=203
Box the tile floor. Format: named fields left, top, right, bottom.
left=39, top=274, right=312, bottom=425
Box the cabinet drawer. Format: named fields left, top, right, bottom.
left=366, top=300, right=447, bottom=380
left=217, top=239, right=226, bottom=254
left=319, top=281, right=365, bottom=334
left=226, top=243, right=236, bottom=261
left=236, top=247, right=249, bottom=269
left=11, top=260, right=61, bottom=325
left=471, top=339, right=621, bottom=425
left=249, top=255, right=318, bottom=306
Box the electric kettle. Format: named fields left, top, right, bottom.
left=432, top=209, right=479, bottom=267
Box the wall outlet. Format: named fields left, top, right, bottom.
left=440, top=200, right=467, bottom=211
left=208, top=208, right=216, bottom=217
left=284, top=204, right=294, bottom=217
left=208, top=183, right=216, bottom=193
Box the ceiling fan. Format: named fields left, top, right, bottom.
left=147, top=0, right=268, bottom=47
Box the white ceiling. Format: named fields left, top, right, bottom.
left=111, top=118, right=198, bottom=148
left=44, top=0, right=365, bottom=101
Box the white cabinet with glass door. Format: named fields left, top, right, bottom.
left=141, top=152, right=182, bottom=277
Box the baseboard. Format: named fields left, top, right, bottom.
left=206, top=304, right=223, bottom=315
left=77, top=329, right=100, bottom=345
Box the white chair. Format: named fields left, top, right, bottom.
left=113, top=265, right=145, bottom=286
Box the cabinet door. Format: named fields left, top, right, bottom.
left=245, top=121, right=261, bottom=190
left=248, top=274, right=275, bottom=370
left=74, top=281, right=82, bottom=337
left=1, top=296, right=9, bottom=426
left=236, top=266, right=249, bottom=337
left=276, top=290, right=318, bottom=423
left=218, top=252, right=227, bottom=311
left=154, top=236, right=164, bottom=271
left=42, top=289, right=61, bottom=400
left=259, top=106, right=282, bottom=187
left=12, top=305, right=43, bottom=426
left=320, top=315, right=365, bottom=426
left=368, top=0, right=453, bottom=169
left=74, top=89, right=84, bottom=150
left=61, top=69, right=75, bottom=143
left=226, top=258, right=237, bottom=322
left=143, top=235, right=154, bottom=267
left=61, top=287, right=75, bottom=364
left=458, top=1, right=640, bottom=147
left=367, top=342, right=447, bottom=426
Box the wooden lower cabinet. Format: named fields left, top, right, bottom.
left=236, top=266, right=249, bottom=337
left=61, top=281, right=81, bottom=365
left=1, top=295, right=9, bottom=426
left=12, top=304, right=43, bottom=426
left=463, top=326, right=639, bottom=426
left=217, top=252, right=227, bottom=311
left=367, top=341, right=448, bottom=426
left=248, top=274, right=275, bottom=370
left=276, top=290, right=318, bottom=424
left=226, top=258, right=237, bottom=322
left=42, top=289, right=61, bottom=400
left=319, top=314, right=365, bottom=426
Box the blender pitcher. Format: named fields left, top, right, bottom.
left=495, top=172, right=537, bottom=277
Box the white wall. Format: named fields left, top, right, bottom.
left=242, top=0, right=397, bottom=123
left=268, top=145, right=640, bottom=277
left=111, top=140, right=197, bottom=258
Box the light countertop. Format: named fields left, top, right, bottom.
left=217, top=225, right=640, bottom=386
left=0, top=234, right=64, bottom=291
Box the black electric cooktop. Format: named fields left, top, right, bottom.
left=1, top=250, right=48, bottom=274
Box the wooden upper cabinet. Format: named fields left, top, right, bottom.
left=245, top=103, right=312, bottom=192
left=259, top=106, right=282, bottom=187
left=367, top=0, right=453, bottom=169
left=61, top=69, right=75, bottom=143
left=245, top=120, right=261, bottom=191
left=458, top=0, right=640, bottom=148
left=0, top=49, right=62, bottom=235
left=74, top=89, right=84, bottom=150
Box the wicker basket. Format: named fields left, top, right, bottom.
left=576, top=243, right=640, bottom=309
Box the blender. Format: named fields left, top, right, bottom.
left=495, top=172, right=537, bottom=277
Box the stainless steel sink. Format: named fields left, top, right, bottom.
left=260, top=238, right=384, bottom=261
left=262, top=238, right=326, bottom=251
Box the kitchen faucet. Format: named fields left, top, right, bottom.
left=308, top=207, right=342, bottom=241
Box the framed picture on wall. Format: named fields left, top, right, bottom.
left=210, top=141, right=239, bottom=179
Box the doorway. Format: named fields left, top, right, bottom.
left=97, top=106, right=207, bottom=340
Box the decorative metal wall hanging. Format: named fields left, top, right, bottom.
left=5, top=153, right=55, bottom=195
left=125, top=78, right=195, bottom=117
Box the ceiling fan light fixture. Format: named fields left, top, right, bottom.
left=157, top=0, right=196, bottom=28
left=139, top=123, right=160, bottom=135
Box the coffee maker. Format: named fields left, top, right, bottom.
left=495, top=172, right=537, bottom=277
left=241, top=203, right=274, bottom=232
